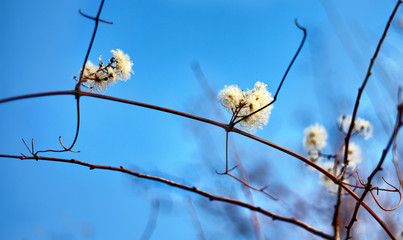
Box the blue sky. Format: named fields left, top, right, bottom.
left=1, top=0, right=403, bottom=239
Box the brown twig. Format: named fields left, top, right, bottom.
left=0, top=153, right=333, bottom=240
left=344, top=98, right=403, bottom=239
left=340, top=0, right=402, bottom=179
left=233, top=19, right=307, bottom=126
left=369, top=178, right=402, bottom=212
left=0, top=90, right=394, bottom=237
left=393, top=88, right=403, bottom=188
left=332, top=184, right=343, bottom=240
left=190, top=66, right=266, bottom=239
left=216, top=131, right=277, bottom=200
left=17, top=1, right=109, bottom=155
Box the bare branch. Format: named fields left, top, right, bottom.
left=341, top=0, right=402, bottom=176
left=345, top=93, right=403, bottom=239
left=233, top=19, right=307, bottom=126
left=0, top=153, right=333, bottom=239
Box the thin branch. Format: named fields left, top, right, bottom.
left=189, top=68, right=266, bottom=240
left=38, top=0, right=108, bottom=155
left=78, top=9, right=113, bottom=24
left=344, top=97, right=403, bottom=239
left=341, top=0, right=402, bottom=176
left=77, top=0, right=107, bottom=87
left=233, top=19, right=307, bottom=126
left=34, top=99, right=82, bottom=154
left=187, top=198, right=206, bottom=240
left=226, top=172, right=277, bottom=200
left=0, top=90, right=227, bottom=133
left=140, top=199, right=160, bottom=240
left=332, top=184, right=343, bottom=240
left=0, top=153, right=333, bottom=240
left=68, top=0, right=106, bottom=151
left=21, top=1, right=109, bottom=155
left=393, top=88, right=403, bottom=188
left=0, top=90, right=395, bottom=237
left=369, top=178, right=402, bottom=211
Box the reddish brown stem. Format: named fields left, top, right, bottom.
left=0, top=90, right=394, bottom=237
left=0, top=154, right=333, bottom=240
left=341, top=0, right=402, bottom=178
left=345, top=100, right=403, bottom=239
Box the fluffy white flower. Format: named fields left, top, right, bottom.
left=341, top=142, right=362, bottom=169
left=218, top=81, right=273, bottom=133
left=77, top=49, right=134, bottom=93
left=111, top=49, right=134, bottom=80
left=337, top=115, right=373, bottom=139
left=240, top=81, right=274, bottom=132
left=88, top=79, right=108, bottom=93
left=303, top=123, right=328, bottom=152
left=355, top=118, right=373, bottom=140
left=218, top=85, right=245, bottom=114
left=82, top=61, right=98, bottom=77
left=337, top=115, right=352, bottom=134
left=80, top=61, right=107, bottom=93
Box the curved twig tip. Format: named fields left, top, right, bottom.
left=294, top=19, right=306, bottom=32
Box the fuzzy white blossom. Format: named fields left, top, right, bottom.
left=218, top=85, right=245, bottom=114
left=81, top=61, right=108, bottom=92
left=303, top=123, right=328, bottom=152
left=111, top=49, right=134, bottom=80
left=76, top=49, right=134, bottom=93
left=83, top=60, right=98, bottom=77
left=341, top=142, right=362, bottom=169
left=218, top=81, right=273, bottom=133
left=337, top=115, right=373, bottom=139
left=355, top=118, right=373, bottom=140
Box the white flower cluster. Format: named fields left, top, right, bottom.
left=77, top=49, right=134, bottom=93
left=303, top=115, right=370, bottom=192
left=218, top=81, right=273, bottom=133
left=303, top=123, right=327, bottom=161
left=337, top=115, right=373, bottom=140
left=341, top=142, right=362, bottom=169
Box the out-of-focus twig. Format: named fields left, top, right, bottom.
left=187, top=198, right=206, bottom=240
left=140, top=199, right=160, bottom=240
left=341, top=0, right=402, bottom=177
left=345, top=93, right=403, bottom=239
